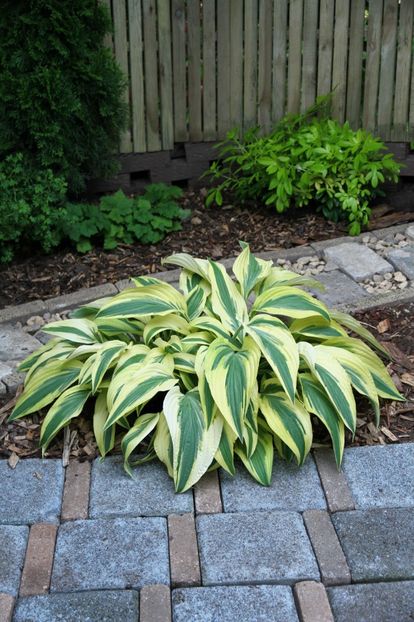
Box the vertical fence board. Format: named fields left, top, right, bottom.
left=128, top=0, right=146, bottom=152
left=101, top=0, right=114, bottom=51
left=317, top=0, right=334, bottom=97
left=142, top=0, right=161, bottom=151
left=331, top=0, right=350, bottom=122
left=272, top=0, right=288, bottom=122
left=378, top=0, right=399, bottom=139
left=363, top=0, right=384, bottom=132
left=187, top=1, right=202, bottom=141
left=230, top=0, right=244, bottom=128
left=287, top=0, right=304, bottom=114
left=217, top=0, right=231, bottom=135
left=157, top=0, right=174, bottom=149
left=244, top=0, right=258, bottom=129
left=172, top=0, right=188, bottom=142
left=393, top=0, right=413, bottom=140
left=301, top=0, right=318, bottom=111
left=258, top=0, right=273, bottom=131
left=410, top=54, right=414, bottom=139
left=346, top=0, right=365, bottom=129
left=113, top=0, right=132, bottom=152
left=202, top=0, right=217, bottom=140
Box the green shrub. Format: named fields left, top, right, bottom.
left=9, top=244, right=402, bottom=491
left=61, top=184, right=189, bottom=252
left=0, top=153, right=67, bottom=263
left=206, top=100, right=400, bottom=235
left=0, top=0, right=126, bottom=194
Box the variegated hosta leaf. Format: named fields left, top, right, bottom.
left=205, top=336, right=260, bottom=440
left=208, top=259, right=249, bottom=332
left=154, top=412, right=174, bottom=477
left=132, top=275, right=165, bottom=287
left=290, top=317, right=347, bottom=341
left=93, top=390, right=116, bottom=458
left=298, top=341, right=356, bottom=433
left=173, top=352, right=196, bottom=374
left=181, top=331, right=213, bottom=352
left=23, top=341, right=75, bottom=382
left=331, top=309, right=390, bottom=356
left=243, top=383, right=259, bottom=457
left=10, top=361, right=82, bottom=420
left=121, top=412, right=160, bottom=476
left=259, top=391, right=313, bottom=465
left=247, top=313, right=299, bottom=402
left=258, top=267, right=325, bottom=293
left=232, top=242, right=272, bottom=298
left=323, top=337, right=403, bottom=402
left=163, top=386, right=223, bottom=492
left=18, top=338, right=61, bottom=372
left=94, top=317, right=144, bottom=336
left=235, top=422, right=274, bottom=486
left=162, top=253, right=210, bottom=280
left=186, top=285, right=208, bottom=321
left=40, top=384, right=91, bottom=450
left=96, top=283, right=187, bottom=319
left=300, top=373, right=345, bottom=467
left=79, top=341, right=127, bottom=394
left=253, top=285, right=330, bottom=321
left=190, top=316, right=231, bottom=339
left=195, top=347, right=217, bottom=427
left=114, top=344, right=151, bottom=375
left=143, top=314, right=190, bottom=345
left=105, top=363, right=177, bottom=429
left=215, top=422, right=237, bottom=475
left=43, top=318, right=100, bottom=344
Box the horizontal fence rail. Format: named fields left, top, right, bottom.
left=102, top=0, right=414, bottom=154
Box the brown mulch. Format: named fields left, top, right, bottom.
left=1, top=187, right=414, bottom=309
left=0, top=301, right=413, bottom=467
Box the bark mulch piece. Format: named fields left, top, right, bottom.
left=1, top=302, right=413, bottom=465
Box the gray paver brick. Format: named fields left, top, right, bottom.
left=386, top=245, right=414, bottom=279
left=220, top=456, right=326, bottom=513
left=324, top=243, right=393, bottom=281
left=328, top=581, right=414, bottom=622
left=0, top=301, right=47, bottom=325
left=89, top=457, right=193, bottom=518
left=0, top=525, right=29, bottom=596
left=51, top=517, right=169, bottom=591
left=332, top=508, right=414, bottom=582
left=13, top=590, right=140, bottom=622
left=0, top=326, right=40, bottom=363
left=196, top=511, right=319, bottom=586
left=341, top=444, right=414, bottom=509
left=312, top=270, right=367, bottom=306
left=172, top=585, right=299, bottom=622
left=0, top=459, right=64, bottom=525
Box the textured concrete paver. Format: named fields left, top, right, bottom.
left=0, top=525, right=29, bottom=596
left=220, top=457, right=326, bottom=513
left=0, top=459, right=64, bottom=525
left=172, top=585, right=299, bottom=622
left=0, top=326, right=40, bottom=363
left=324, top=243, right=393, bottom=281
left=313, top=270, right=367, bottom=306
left=328, top=581, right=414, bottom=622
left=0, top=301, right=47, bottom=325
left=90, top=456, right=193, bottom=518
left=140, top=584, right=172, bottom=622
left=13, top=590, right=140, bottom=622
left=294, top=581, right=334, bottom=622
left=332, top=508, right=414, bottom=582
left=386, top=246, right=414, bottom=279
left=196, top=511, right=319, bottom=585
left=341, top=444, right=414, bottom=509
left=51, top=517, right=169, bottom=591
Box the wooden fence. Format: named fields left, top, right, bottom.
left=101, top=0, right=414, bottom=156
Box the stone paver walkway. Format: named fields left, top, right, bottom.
left=1, top=223, right=414, bottom=621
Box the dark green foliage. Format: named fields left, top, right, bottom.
left=61, top=184, right=189, bottom=252
left=0, top=153, right=67, bottom=263
left=0, top=0, right=126, bottom=194
left=206, top=99, right=400, bottom=235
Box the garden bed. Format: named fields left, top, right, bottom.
left=1, top=301, right=413, bottom=467
left=1, top=189, right=414, bottom=310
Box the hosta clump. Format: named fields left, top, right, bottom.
left=9, top=244, right=402, bottom=492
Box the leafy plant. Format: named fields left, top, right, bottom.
left=206, top=99, right=400, bottom=235
left=61, top=184, right=189, bottom=252
left=0, top=153, right=67, bottom=263
left=9, top=244, right=402, bottom=491
left=0, top=0, right=126, bottom=193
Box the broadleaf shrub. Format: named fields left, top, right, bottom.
left=61, top=184, right=189, bottom=252
left=0, top=0, right=126, bottom=193
left=206, top=99, right=400, bottom=235
left=10, top=244, right=402, bottom=492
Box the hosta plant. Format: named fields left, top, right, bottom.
left=9, top=244, right=402, bottom=491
